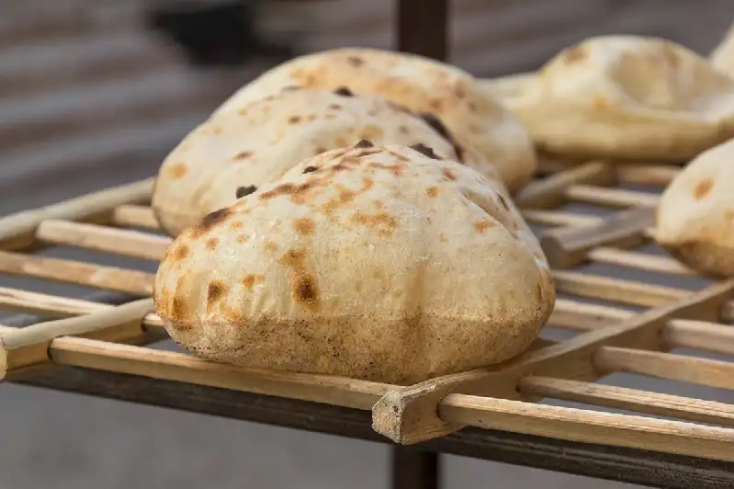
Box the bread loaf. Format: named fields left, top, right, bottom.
left=153, top=142, right=555, bottom=384
left=152, top=87, right=483, bottom=237
left=487, top=36, right=734, bottom=162
left=655, top=137, right=734, bottom=277
left=214, top=47, right=537, bottom=193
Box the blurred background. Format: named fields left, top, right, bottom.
left=0, top=0, right=733, bottom=488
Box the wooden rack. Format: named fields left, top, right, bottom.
left=3, top=1, right=734, bottom=488
left=1, top=153, right=734, bottom=488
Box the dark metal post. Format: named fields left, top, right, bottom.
left=396, top=0, right=450, bottom=61
left=392, top=2, right=449, bottom=486
left=391, top=3, right=449, bottom=486
left=391, top=446, right=440, bottom=489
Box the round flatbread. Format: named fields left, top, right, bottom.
left=213, top=47, right=537, bottom=192
left=655, top=137, right=734, bottom=277
left=711, top=21, right=734, bottom=78
left=153, top=142, right=555, bottom=384
left=152, top=87, right=484, bottom=237
left=490, top=35, right=734, bottom=161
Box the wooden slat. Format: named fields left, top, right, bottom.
left=594, top=347, right=734, bottom=391
left=552, top=271, right=688, bottom=308
left=36, top=220, right=170, bottom=261
left=565, top=185, right=659, bottom=208
left=665, top=319, right=734, bottom=356
left=519, top=376, right=734, bottom=428
left=439, top=392, right=734, bottom=463
left=541, top=206, right=655, bottom=269
left=587, top=248, right=696, bottom=276
left=112, top=205, right=160, bottom=230
left=548, top=299, right=632, bottom=330
left=0, top=177, right=153, bottom=250
left=0, top=250, right=153, bottom=296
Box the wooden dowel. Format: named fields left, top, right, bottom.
left=541, top=206, right=655, bottom=269
left=515, top=161, right=616, bottom=209
left=521, top=209, right=601, bottom=228
left=0, top=286, right=108, bottom=317
left=439, top=392, right=734, bottom=463
left=565, top=185, right=659, bottom=208
left=548, top=299, right=633, bottom=331
left=112, top=205, right=160, bottom=230
left=665, top=319, right=734, bottom=356
left=36, top=219, right=170, bottom=261
left=552, top=271, right=689, bottom=308
left=0, top=285, right=165, bottom=329
left=0, top=178, right=153, bottom=251
left=616, top=165, right=679, bottom=187
left=0, top=250, right=153, bottom=296
left=518, top=376, right=734, bottom=428
left=549, top=303, right=734, bottom=354
left=587, top=248, right=696, bottom=276
left=594, top=346, right=734, bottom=391
left=0, top=299, right=154, bottom=379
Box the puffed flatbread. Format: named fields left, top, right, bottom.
left=711, top=21, right=734, bottom=77
left=152, top=87, right=480, bottom=237
left=153, top=142, right=555, bottom=384
left=485, top=36, right=734, bottom=161
left=655, top=137, right=734, bottom=277
left=214, top=47, right=537, bottom=193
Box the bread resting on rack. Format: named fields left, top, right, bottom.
left=153, top=142, right=555, bottom=384
left=152, top=87, right=490, bottom=237
left=711, top=21, right=734, bottom=78
left=214, top=47, right=537, bottom=193
left=655, top=137, right=734, bottom=278
left=483, top=36, right=734, bottom=162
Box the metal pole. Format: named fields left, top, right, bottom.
left=396, top=0, right=450, bottom=61
left=391, top=2, right=449, bottom=487
left=391, top=446, right=441, bottom=489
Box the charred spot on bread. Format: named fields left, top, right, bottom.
left=303, top=166, right=319, bottom=174
left=236, top=185, right=257, bottom=199
left=410, top=143, right=440, bottom=160
left=347, top=56, right=364, bottom=67
left=334, top=86, right=353, bottom=97
left=693, top=178, right=714, bottom=200
left=233, top=151, right=252, bottom=161
left=207, top=280, right=227, bottom=305
left=419, top=112, right=464, bottom=162
left=354, top=139, right=374, bottom=148
left=498, top=193, right=510, bottom=211
left=191, top=208, right=232, bottom=237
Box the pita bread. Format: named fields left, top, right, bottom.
left=711, top=22, right=734, bottom=77
left=489, top=36, right=734, bottom=161
left=152, top=87, right=483, bottom=237
left=213, top=47, right=537, bottom=193
left=655, top=137, right=734, bottom=278
left=153, top=142, right=555, bottom=384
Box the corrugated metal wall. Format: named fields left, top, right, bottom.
left=1, top=0, right=732, bottom=214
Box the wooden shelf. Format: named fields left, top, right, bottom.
left=1, top=155, right=734, bottom=488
